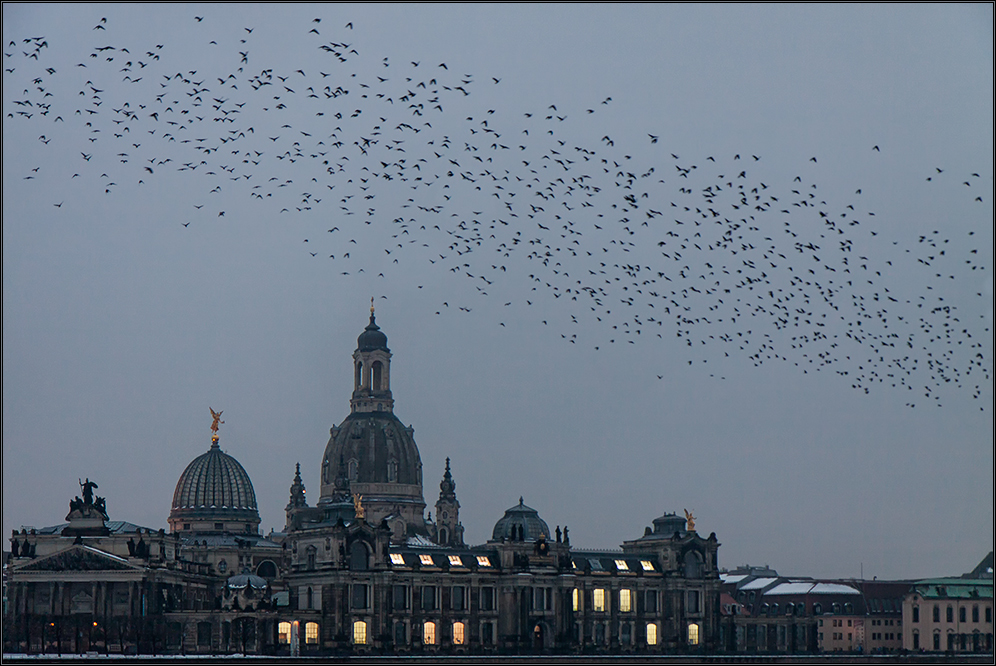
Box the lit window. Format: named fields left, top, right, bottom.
left=390, top=553, right=405, bottom=565
left=688, top=622, right=700, bottom=645
left=641, top=560, right=655, bottom=571
left=419, top=554, right=434, bottom=566
left=476, top=555, right=491, bottom=567
left=305, top=622, right=319, bottom=645
left=278, top=622, right=291, bottom=644
left=423, top=621, right=436, bottom=645
left=593, top=588, right=606, bottom=612
left=448, top=555, right=463, bottom=567
left=620, top=589, right=632, bottom=612
left=452, top=621, right=465, bottom=645
left=572, top=588, right=580, bottom=612
left=646, top=623, right=658, bottom=645
left=615, top=559, right=629, bottom=571
left=353, top=620, right=367, bottom=645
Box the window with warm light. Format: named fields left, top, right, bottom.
left=688, top=622, right=700, bottom=645
left=615, top=559, right=629, bottom=571
left=641, top=560, right=655, bottom=571
left=390, top=553, right=405, bottom=565
left=423, top=621, right=436, bottom=645
left=647, top=623, right=658, bottom=645
left=305, top=622, right=319, bottom=645
left=353, top=620, right=367, bottom=645
left=476, top=555, right=491, bottom=567
left=593, top=588, right=606, bottom=612
left=448, top=555, right=463, bottom=567
left=620, top=589, right=632, bottom=612
left=572, top=588, right=580, bottom=612
left=419, top=554, right=435, bottom=566
left=452, top=621, right=465, bottom=645
left=278, top=622, right=292, bottom=644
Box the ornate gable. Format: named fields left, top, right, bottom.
left=14, top=546, right=139, bottom=572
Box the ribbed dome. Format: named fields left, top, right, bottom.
left=169, top=441, right=260, bottom=533
left=357, top=313, right=389, bottom=352
left=492, top=497, right=551, bottom=542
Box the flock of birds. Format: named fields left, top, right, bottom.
left=5, top=13, right=991, bottom=410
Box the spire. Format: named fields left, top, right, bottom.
left=287, top=463, right=307, bottom=509
left=439, top=457, right=456, bottom=498
left=352, top=307, right=393, bottom=413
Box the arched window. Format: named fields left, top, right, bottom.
left=813, top=602, right=822, bottom=615
left=278, top=621, right=291, bottom=645
left=256, top=560, right=277, bottom=579
left=770, top=603, right=779, bottom=616
left=348, top=459, right=358, bottom=482
left=350, top=541, right=369, bottom=571
left=355, top=361, right=362, bottom=389
left=387, top=459, right=398, bottom=482
left=353, top=620, right=367, bottom=645
left=452, top=621, right=465, bottom=645
left=646, top=623, right=658, bottom=645
left=844, top=602, right=854, bottom=614
left=423, top=621, right=436, bottom=645
left=439, top=528, right=448, bottom=545
left=305, top=622, right=319, bottom=645
left=372, top=361, right=383, bottom=390
left=683, top=550, right=703, bottom=578
left=688, top=622, right=700, bottom=645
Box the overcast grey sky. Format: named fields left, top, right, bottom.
left=3, top=4, right=993, bottom=580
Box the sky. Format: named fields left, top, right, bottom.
left=3, top=3, right=993, bottom=581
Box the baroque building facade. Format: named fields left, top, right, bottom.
left=4, top=311, right=721, bottom=656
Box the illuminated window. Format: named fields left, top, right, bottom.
left=353, top=620, right=367, bottom=645
left=423, top=621, right=436, bottom=645
left=419, top=554, right=435, bottom=566
left=593, top=588, right=606, bottom=612
left=647, top=623, right=658, bottom=645
left=620, top=589, right=632, bottom=612
left=448, top=555, right=463, bottom=567
left=572, top=588, right=580, bottom=612
left=615, top=559, right=629, bottom=571
left=278, top=622, right=291, bottom=644
left=305, top=622, right=319, bottom=645
left=476, top=555, right=491, bottom=567
left=641, top=560, right=655, bottom=571
left=688, top=622, right=700, bottom=645
left=452, top=621, right=465, bottom=645
left=390, top=553, right=405, bottom=565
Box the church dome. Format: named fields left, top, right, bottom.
left=169, top=440, right=260, bottom=534
left=357, top=313, right=389, bottom=352
left=320, top=412, right=423, bottom=490
left=491, top=498, right=551, bottom=542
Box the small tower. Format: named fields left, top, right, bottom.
left=284, top=463, right=308, bottom=531
left=350, top=300, right=393, bottom=414
left=434, top=458, right=464, bottom=547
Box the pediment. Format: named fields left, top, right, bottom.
left=14, top=545, right=141, bottom=572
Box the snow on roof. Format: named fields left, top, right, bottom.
left=765, top=582, right=814, bottom=595
left=405, top=534, right=441, bottom=548
left=741, top=577, right=779, bottom=590
left=721, top=573, right=749, bottom=583
left=810, top=582, right=860, bottom=595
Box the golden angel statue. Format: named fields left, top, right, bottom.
left=352, top=493, right=365, bottom=519
left=683, top=509, right=696, bottom=532
left=209, top=408, right=224, bottom=434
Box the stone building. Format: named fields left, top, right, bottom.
left=4, top=311, right=721, bottom=656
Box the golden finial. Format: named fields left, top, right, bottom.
left=370, top=297, right=375, bottom=315
left=683, top=508, right=696, bottom=532
left=209, top=408, right=224, bottom=442
left=352, top=493, right=365, bottom=519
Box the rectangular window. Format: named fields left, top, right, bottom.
left=645, top=590, right=658, bottom=614
left=959, top=607, right=966, bottom=622
left=476, top=555, right=492, bottom=567
left=688, top=590, right=700, bottom=614
left=448, top=555, right=463, bottom=567
left=913, top=607, right=919, bottom=622
left=481, top=621, right=494, bottom=645
left=353, top=620, right=367, bottom=645
left=614, top=559, right=629, bottom=571
left=419, top=554, right=435, bottom=566
left=593, top=588, right=606, bottom=612
left=480, top=586, right=495, bottom=611
left=390, top=553, right=406, bottom=565
left=452, top=621, right=465, bottom=645
left=913, top=632, right=920, bottom=649
left=451, top=586, right=465, bottom=612
left=351, top=584, right=368, bottom=610
left=973, top=605, right=980, bottom=623
left=640, top=560, right=655, bottom=572
left=393, top=585, right=409, bottom=611
left=197, top=621, right=212, bottom=647
left=422, top=586, right=437, bottom=611
left=305, top=622, right=319, bottom=645
left=646, top=622, right=658, bottom=645
left=619, top=589, right=632, bottom=612
left=423, top=621, right=436, bottom=645
left=947, top=606, right=954, bottom=622
left=394, top=621, right=407, bottom=645
left=572, top=588, right=580, bottom=612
